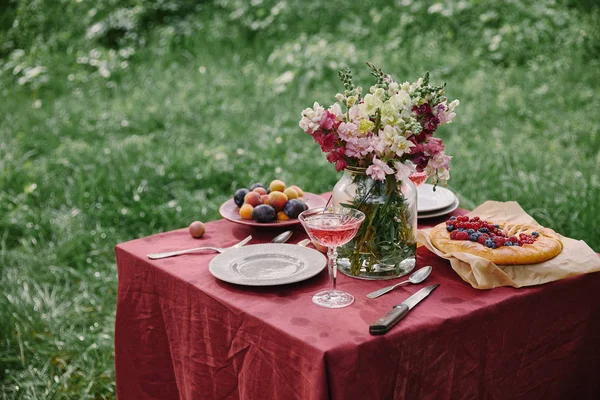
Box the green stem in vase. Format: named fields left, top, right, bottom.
left=338, top=172, right=416, bottom=276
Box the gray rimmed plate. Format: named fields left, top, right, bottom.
left=208, top=243, right=327, bottom=286
left=417, top=183, right=458, bottom=213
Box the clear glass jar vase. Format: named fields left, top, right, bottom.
left=332, top=166, right=417, bottom=280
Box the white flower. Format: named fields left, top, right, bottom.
left=380, top=101, right=398, bottom=125
left=390, top=90, right=412, bottom=110
left=347, top=95, right=359, bottom=107
left=377, top=125, right=415, bottom=157
left=371, top=87, right=385, bottom=99
left=329, top=103, right=344, bottom=121
left=299, top=102, right=325, bottom=132
left=430, top=167, right=450, bottom=185
left=360, top=93, right=384, bottom=116
left=391, top=135, right=415, bottom=157
left=387, top=81, right=399, bottom=95
left=437, top=168, right=450, bottom=182
left=348, top=104, right=366, bottom=123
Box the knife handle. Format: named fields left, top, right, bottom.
left=369, top=304, right=410, bottom=335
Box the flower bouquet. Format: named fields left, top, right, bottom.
left=299, top=62, right=459, bottom=279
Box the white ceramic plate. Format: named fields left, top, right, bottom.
left=208, top=243, right=327, bottom=286
left=417, top=184, right=458, bottom=213
left=417, top=197, right=460, bottom=219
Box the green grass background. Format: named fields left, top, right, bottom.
left=1, top=0, right=599, bottom=398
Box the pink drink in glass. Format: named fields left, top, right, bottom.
left=298, top=207, right=365, bottom=309
left=304, top=216, right=361, bottom=247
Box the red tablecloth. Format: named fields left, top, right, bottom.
left=114, top=205, right=600, bottom=400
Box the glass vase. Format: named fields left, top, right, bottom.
left=332, top=166, right=417, bottom=280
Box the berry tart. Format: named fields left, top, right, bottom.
left=430, top=216, right=563, bottom=265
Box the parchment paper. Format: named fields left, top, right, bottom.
left=416, top=201, right=600, bottom=289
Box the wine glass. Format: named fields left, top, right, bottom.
left=298, top=206, right=366, bottom=308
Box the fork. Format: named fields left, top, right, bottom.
left=147, top=235, right=253, bottom=259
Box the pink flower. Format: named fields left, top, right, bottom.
left=413, top=103, right=432, bottom=116
left=423, top=116, right=440, bottom=131
left=433, top=103, right=446, bottom=115
left=337, top=122, right=358, bottom=141
left=414, top=130, right=433, bottom=144
left=320, top=110, right=337, bottom=130
left=424, top=137, right=445, bottom=155
left=409, top=142, right=425, bottom=155
left=326, top=148, right=348, bottom=172
left=335, top=159, right=348, bottom=172
left=429, top=152, right=452, bottom=169
left=366, top=157, right=394, bottom=181
left=393, top=161, right=416, bottom=182
left=312, top=130, right=337, bottom=152
left=435, top=100, right=459, bottom=124
left=345, top=136, right=373, bottom=158
left=411, top=152, right=429, bottom=172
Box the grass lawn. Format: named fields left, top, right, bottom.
left=1, top=0, right=599, bottom=398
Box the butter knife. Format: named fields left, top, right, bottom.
left=369, top=284, right=440, bottom=335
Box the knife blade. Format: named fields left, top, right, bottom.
left=369, top=284, right=440, bottom=335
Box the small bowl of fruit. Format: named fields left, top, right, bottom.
left=219, top=179, right=328, bottom=227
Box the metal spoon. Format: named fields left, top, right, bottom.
left=366, top=266, right=433, bottom=299
left=272, top=230, right=293, bottom=243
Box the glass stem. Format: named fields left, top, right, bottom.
left=328, top=246, right=337, bottom=291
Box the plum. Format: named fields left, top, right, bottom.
left=250, top=183, right=265, bottom=190
left=283, top=199, right=307, bottom=219
left=252, top=204, right=277, bottom=223
left=233, top=188, right=250, bottom=207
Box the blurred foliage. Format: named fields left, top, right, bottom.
left=2, top=0, right=599, bottom=92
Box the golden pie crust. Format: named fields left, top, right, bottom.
left=430, top=222, right=563, bottom=265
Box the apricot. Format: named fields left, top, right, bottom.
left=268, top=191, right=288, bottom=211
left=189, top=221, right=205, bottom=238
left=289, top=185, right=304, bottom=197
left=243, top=191, right=262, bottom=207
left=283, top=187, right=299, bottom=200
left=252, top=187, right=267, bottom=195
left=277, top=211, right=290, bottom=221
left=260, top=194, right=270, bottom=205
left=269, top=179, right=286, bottom=192
left=239, top=204, right=254, bottom=219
